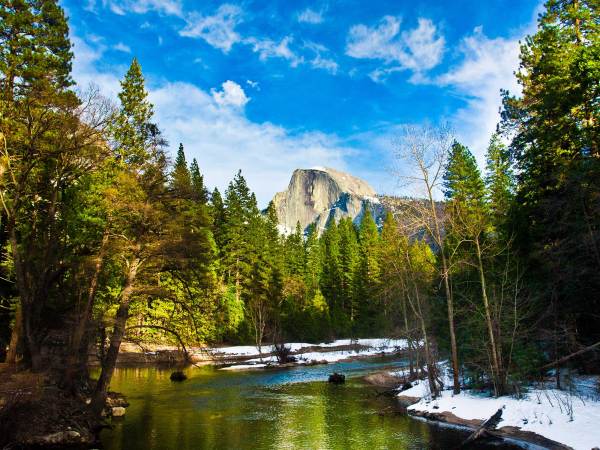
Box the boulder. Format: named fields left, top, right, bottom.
left=170, top=371, right=187, bottom=382
left=328, top=373, right=345, bottom=384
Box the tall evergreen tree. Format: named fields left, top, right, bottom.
left=338, top=217, right=359, bottom=328
left=190, top=158, right=209, bottom=204
left=501, top=0, right=600, bottom=355
left=485, top=134, right=515, bottom=234
left=356, top=209, right=382, bottom=335
left=0, top=0, right=102, bottom=369
left=171, top=143, right=192, bottom=197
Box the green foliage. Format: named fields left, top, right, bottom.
left=501, top=0, right=600, bottom=358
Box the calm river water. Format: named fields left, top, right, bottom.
left=100, top=358, right=520, bottom=450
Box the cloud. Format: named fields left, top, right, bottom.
left=113, top=42, right=131, bottom=53
left=211, top=80, right=250, bottom=108
left=246, top=79, right=260, bottom=90
left=100, top=0, right=183, bottom=16
left=433, top=26, right=522, bottom=162
left=180, top=4, right=243, bottom=53
left=297, top=8, right=324, bottom=24
left=245, top=36, right=304, bottom=67
left=70, top=32, right=351, bottom=205
left=346, top=16, right=445, bottom=78
left=304, top=41, right=339, bottom=74
left=310, top=54, right=338, bottom=74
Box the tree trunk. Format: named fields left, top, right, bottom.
left=475, top=237, right=503, bottom=395
left=67, top=230, right=109, bottom=383
left=5, top=303, right=21, bottom=364
left=428, top=189, right=460, bottom=394
left=91, top=257, right=139, bottom=416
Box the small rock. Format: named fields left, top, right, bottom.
left=106, top=393, right=129, bottom=407
left=38, top=430, right=81, bottom=445
left=170, top=371, right=187, bottom=382
left=111, top=406, right=126, bottom=417
left=328, top=373, right=345, bottom=384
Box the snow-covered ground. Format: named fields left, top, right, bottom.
left=395, top=367, right=600, bottom=450
left=213, top=338, right=408, bottom=370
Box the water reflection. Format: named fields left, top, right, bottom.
left=101, top=360, right=519, bottom=450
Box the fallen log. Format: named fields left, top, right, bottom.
left=457, top=408, right=503, bottom=448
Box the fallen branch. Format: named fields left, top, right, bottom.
left=457, top=408, right=503, bottom=449
left=539, top=340, right=600, bottom=371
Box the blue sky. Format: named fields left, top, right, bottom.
left=63, top=0, right=541, bottom=205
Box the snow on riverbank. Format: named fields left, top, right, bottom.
left=397, top=370, right=600, bottom=450
left=214, top=338, right=408, bottom=369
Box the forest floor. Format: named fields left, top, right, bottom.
left=0, top=363, right=97, bottom=448
left=387, top=365, right=600, bottom=450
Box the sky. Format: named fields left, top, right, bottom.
left=62, top=0, right=542, bottom=206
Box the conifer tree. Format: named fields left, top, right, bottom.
left=338, top=217, right=359, bottom=328
left=321, top=218, right=342, bottom=334
left=0, top=0, right=102, bottom=369
left=501, top=0, right=600, bottom=354
left=285, top=222, right=306, bottom=276
left=210, top=187, right=227, bottom=252
left=356, top=210, right=382, bottom=335
left=485, top=134, right=514, bottom=234
left=111, top=58, right=158, bottom=165
left=171, top=143, right=192, bottom=197
left=190, top=158, right=209, bottom=204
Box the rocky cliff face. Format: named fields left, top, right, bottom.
left=272, top=167, right=385, bottom=234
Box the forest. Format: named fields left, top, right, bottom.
left=0, top=0, right=598, bottom=448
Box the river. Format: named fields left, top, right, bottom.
left=100, top=358, right=521, bottom=449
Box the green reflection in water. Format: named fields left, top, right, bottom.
left=100, top=364, right=515, bottom=450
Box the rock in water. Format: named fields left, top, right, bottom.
left=328, top=373, right=345, bottom=384
left=111, top=407, right=126, bottom=417
left=170, top=371, right=187, bottom=382
left=272, top=168, right=385, bottom=235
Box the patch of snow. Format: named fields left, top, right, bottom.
left=219, top=363, right=268, bottom=371
left=406, top=383, right=600, bottom=449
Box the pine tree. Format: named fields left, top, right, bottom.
left=171, top=143, right=192, bottom=197
left=485, top=134, right=514, bottom=234
left=304, top=223, right=322, bottom=297
left=500, top=0, right=600, bottom=353
left=338, top=217, right=359, bottom=327
left=285, top=222, right=306, bottom=276
left=444, top=140, right=509, bottom=394
left=111, top=58, right=158, bottom=165
left=0, top=0, right=89, bottom=369
left=320, top=218, right=341, bottom=334
left=356, top=209, right=382, bottom=335
left=190, top=158, right=209, bottom=204
left=210, top=187, right=227, bottom=252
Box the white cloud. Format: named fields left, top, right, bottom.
left=211, top=80, right=250, bottom=108
left=180, top=4, right=243, bottom=53
left=113, top=42, right=131, bottom=53
left=310, top=54, right=338, bottom=74
left=297, top=8, right=324, bottom=24
left=245, top=36, right=304, bottom=67
left=70, top=33, right=351, bottom=205
left=346, top=16, right=445, bottom=78
left=434, top=26, right=522, bottom=162
left=101, top=0, right=183, bottom=16
left=246, top=80, right=260, bottom=90
left=304, top=41, right=338, bottom=74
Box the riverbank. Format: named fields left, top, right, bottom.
left=381, top=368, right=600, bottom=450
left=107, top=338, right=409, bottom=369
